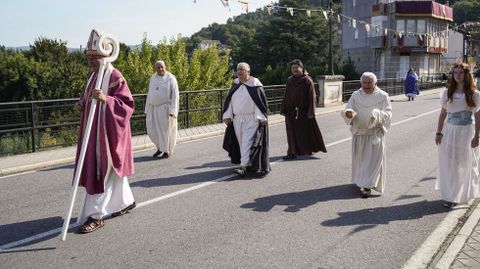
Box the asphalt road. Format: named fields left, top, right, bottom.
left=0, top=93, right=451, bottom=269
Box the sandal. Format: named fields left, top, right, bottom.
left=234, top=167, right=247, bottom=177
left=79, top=217, right=105, bottom=234
left=111, top=202, right=136, bottom=218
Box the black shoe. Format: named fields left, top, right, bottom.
left=282, top=154, right=297, bottom=160
left=255, top=171, right=268, bottom=178
left=158, top=153, right=169, bottom=159
left=361, top=188, right=371, bottom=198
left=442, top=201, right=456, bottom=209
left=153, top=149, right=162, bottom=158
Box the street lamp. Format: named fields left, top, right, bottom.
left=464, top=33, right=471, bottom=63
left=328, top=0, right=334, bottom=75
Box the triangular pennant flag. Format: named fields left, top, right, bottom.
left=306, top=10, right=311, bottom=17
left=220, top=0, right=230, bottom=10
left=384, top=28, right=388, bottom=35
left=365, top=23, right=370, bottom=33
left=287, top=7, right=293, bottom=16
left=239, top=0, right=248, bottom=13
left=352, top=19, right=356, bottom=29
left=418, top=34, right=423, bottom=41
left=399, top=32, right=403, bottom=38
left=376, top=27, right=380, bottom=34
left=266, top=4, right=273, bottom=15
left=322, top=10, right=328, bottom=20
left=337, top=15, right=341, bottom=23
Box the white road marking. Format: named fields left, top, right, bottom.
left=0, top=108, right=441, bottom=251
left=0, top=170, right=35, bottom=179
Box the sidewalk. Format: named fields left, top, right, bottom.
left=433, top=201, right=480, bottom=269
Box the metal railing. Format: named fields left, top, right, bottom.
left=342, top=74, right=446, bottom=101
left=0, top=85, right=287, bottom=155
left=0, top=77, right=445, bottom=155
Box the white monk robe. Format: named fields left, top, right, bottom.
left=436, top=90, right=480, bottom=203
left=341, top=87, right=392, bottom=193
left=145, top=72, right=179, bottom=155
left=223, top=77, right=267, bottom=167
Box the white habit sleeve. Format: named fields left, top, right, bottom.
left=169, top=76, right=180, bottom=117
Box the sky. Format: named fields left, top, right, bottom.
left=0, top=0, right=276, bottom=48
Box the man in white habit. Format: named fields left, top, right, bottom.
left=222, top=62, right=270, bottom=177
left=341, top=72, right=392, bottom=198
left=145, top=60, right=179, bottom=159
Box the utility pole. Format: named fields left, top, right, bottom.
left=328, top=0, right=334, bottom=75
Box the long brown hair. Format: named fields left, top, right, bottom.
left=447, top=63, right=477, bottom=107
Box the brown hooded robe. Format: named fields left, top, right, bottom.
left=281, top=75, right=327, bottom=155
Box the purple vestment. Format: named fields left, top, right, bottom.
left=74, top=68, right=135, bottom=195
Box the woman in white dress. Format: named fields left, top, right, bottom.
left=435, top=63, right=480, bottom=208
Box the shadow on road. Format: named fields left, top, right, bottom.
left=134, top=155, right=164, bottom=163
left=184, top=160, right=232, bottom=170
left=240, top=184, right=360, bottom=212
left=0, top=216, right=64, bottom=248
left=131, top=167, right=233, bottom=188
left=0, top=247, right=56, bottom=254
left=394, top=194, right=424, bottom=201
left=420, top=176, right=436, bottom=182
left=321, top=200, right=448, bottom=234
left=270, top=154, right=320, bottom=162
left=40, top=163, right=75, bottom=172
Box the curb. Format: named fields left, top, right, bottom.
left=433, top=200, right=480, bottom=268
left=402, top=202, right=473, bottom=269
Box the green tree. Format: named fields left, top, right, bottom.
left=452, top=0, right=480, bottom=24
left=187, top=0, right=343, bottom=84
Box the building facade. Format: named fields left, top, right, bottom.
left=341, top=0, right=453, bottom=78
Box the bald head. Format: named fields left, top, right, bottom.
left=155, top=60, right=167, bottom=76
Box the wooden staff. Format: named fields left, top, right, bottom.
left=61, top=33, right=119, bottom=241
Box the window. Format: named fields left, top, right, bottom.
left=397, top=19, right=405, bottom=32
left=371, top=16, right=382, bottom=37
left=417, top=19, right=426, bottom=34
left=407, top=20, right=416, bottom=33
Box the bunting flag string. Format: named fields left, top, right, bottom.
left=264, top=4, right=449, bottom=40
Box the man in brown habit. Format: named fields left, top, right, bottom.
left=280, top=59, right=327, bottom=160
